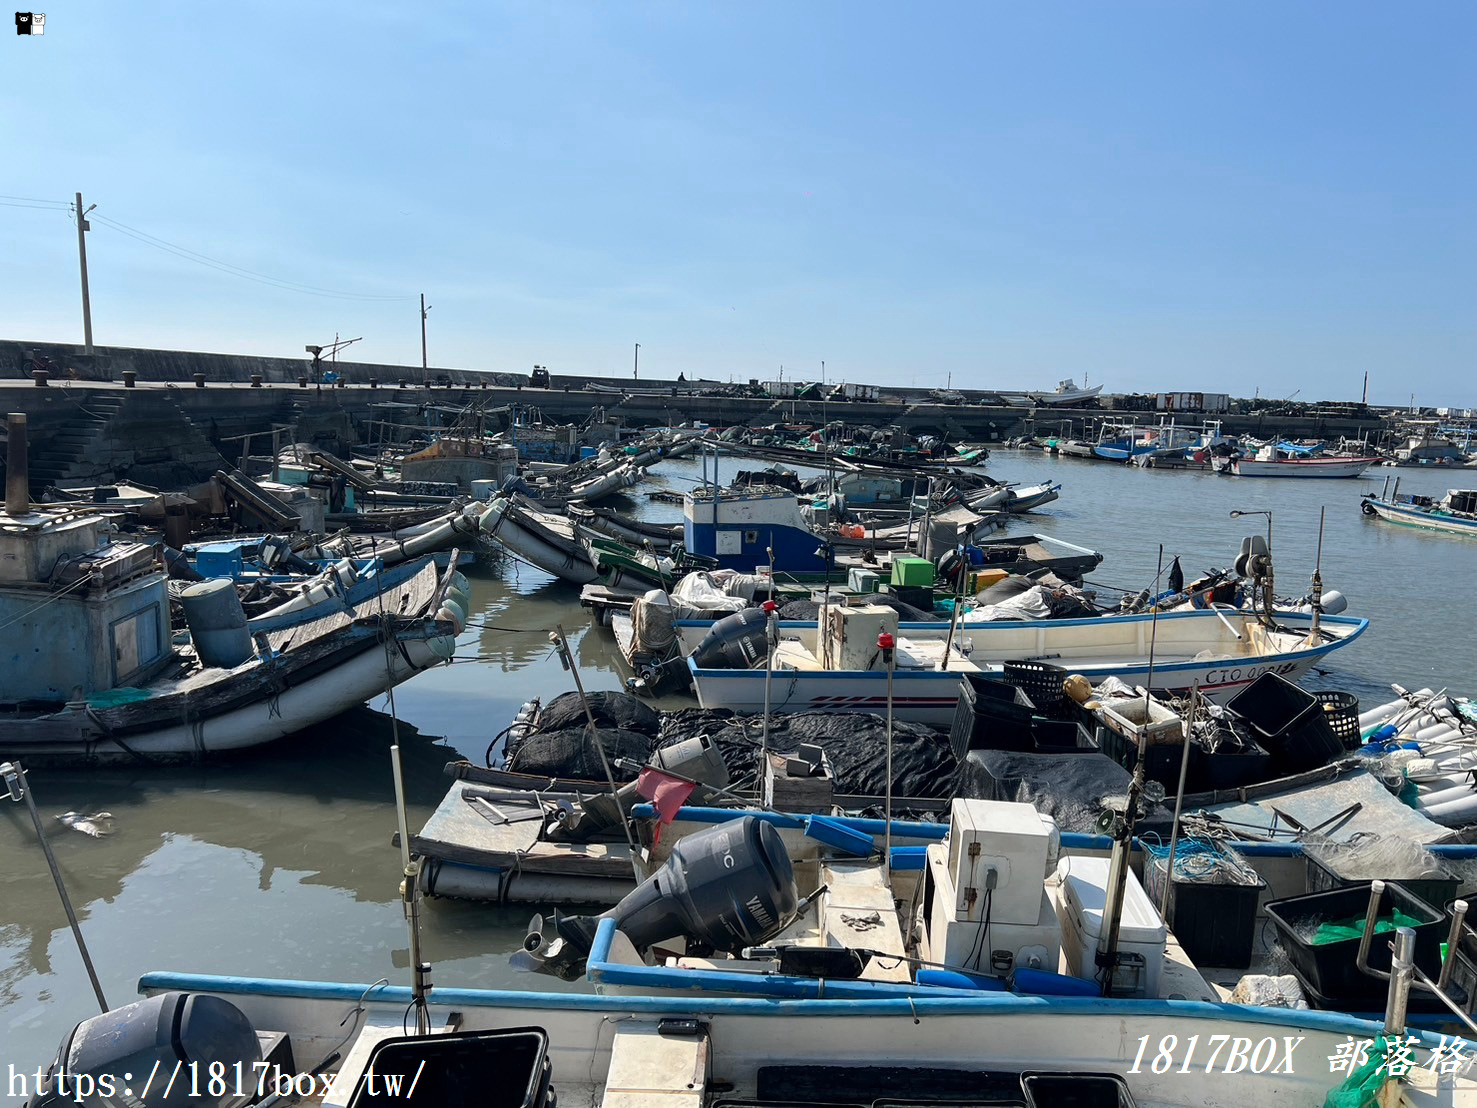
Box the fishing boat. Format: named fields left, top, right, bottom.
left=480, top=495, right=601, bottom=584
left=1023, top=376, right=1106, bottom=406
left=683, top=605, right=1367, bottom=722
left=0, top=515, right=463, bottom=763
left=1230, top=444, right=1373, bottom=479
left=1090, top=422, right=1158, bottom=462
left=26, top=966, right=1475, bottom=1108
left=1003, top=482, right=1061, bottom=512
left=1362, top=482, right=1477, bottom=537
left=684, top=484, right=1001, bottom=574
left=323, top=498, right=489, bottom=566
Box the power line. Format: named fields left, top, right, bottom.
left=0, top=193, right=71, bottom=207
left=89, top=212, right=413, bottom=302
left=0, top=199, right=72, bottom=211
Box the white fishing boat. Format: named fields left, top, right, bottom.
left=480, top=495, right=601, bottom=584
left=23, top=969, right=1472, bottom=1108
left=1231, top=445, right=1373, bottom=478
left=1003, top=481, right=1061, bottom=512
left=684, top=606, right=1368, bottom=722
left=1362, top=485, right=1477, bottom=537
left=323, top=499, right=488, bottom=566
left=1024, top=376, right=1106, bottom=406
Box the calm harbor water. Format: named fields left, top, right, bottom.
left=3, top=449, right=1474, bottom=1081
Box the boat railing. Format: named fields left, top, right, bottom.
left=1355, top=879, right=1474, bottom=1038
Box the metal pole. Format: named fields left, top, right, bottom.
left=420, top=294, right=429, bottom=380
left=1384, top=926, right=1416, bottom=1036
left=554, top=624, right=644, bottom=883
left=634, top=343, right=640, bottom=381
left=4, top=762, right=109, bottom=1011
left=75, top=192, right=94, bottom=353
left=370, top=538, right=430, bottom=1034
left=882, top=634, right=896, bottom=882
left=1159, top=683, right=1199, bottom=917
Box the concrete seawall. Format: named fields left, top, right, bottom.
left=0, top=338, right=1392, bottom=492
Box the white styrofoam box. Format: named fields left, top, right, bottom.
left=926, top=844, right=1060, bottom=975
left=947, top=799, right=1050, bottom=926
left=823, top=603, right=898, bottom=672
left=847, top=567, right=881, bottom=594
left=1057, top=855, right=1167, bottom=998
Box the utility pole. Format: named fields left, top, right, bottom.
left=420, top=294, right=431, bottom=382
left=1362, top=371, right=1369, bottom=406
left=634, top=342, right=640, bottom=380
left=74, top=192, right=95, bottom=353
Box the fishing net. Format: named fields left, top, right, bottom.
left=535, top=691, right=661, bottom=736
left=956, top=749, right=1172, bottom=835
left=657, top=708, right=959, bottom=799
left=504, top=726, right=655, bottom=781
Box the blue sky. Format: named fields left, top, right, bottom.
left=4, top=2, right=1473, bottom=404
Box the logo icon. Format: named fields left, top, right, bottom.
left=15, top=11, right=43, bottom=34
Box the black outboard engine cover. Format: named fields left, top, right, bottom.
left=27, top=992, right=261, bottom=1107
left=559, top=816, right=797, bottom=956
left=689, top=608, right=770, bottom=669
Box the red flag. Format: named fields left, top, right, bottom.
left=636, top=767, right=697, bottom=845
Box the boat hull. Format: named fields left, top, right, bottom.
left=688, top=611, right=1366, bottom=723
left=1363, top=497, right=1477, bottom=536
left=1230, top=457, right=1372, bottom=478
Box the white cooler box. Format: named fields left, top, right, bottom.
left=1057, top=856, right=1166, bottom=998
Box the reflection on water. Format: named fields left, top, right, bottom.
left=4, top=450, right=1476, bottom=1077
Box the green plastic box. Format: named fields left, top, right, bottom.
left=890, top=556, right=936, bottom=588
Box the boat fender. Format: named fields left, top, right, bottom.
left=1361, top=499, right=1377, bottom=515
left=1011, top=967, right=1104, bottom=997
left=917, top=968, right=1005, bottom=992
left=437, top=596, right=466, bottom=627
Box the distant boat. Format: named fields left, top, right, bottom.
left=1230, top=445, right=1372, bottom=478
left=1026, top=377, right=1105, bottom=406
left=1362, top=486, right=1477, bottom=536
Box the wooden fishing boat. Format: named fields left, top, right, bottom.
left=1231, top=445, right=1373, bottom=478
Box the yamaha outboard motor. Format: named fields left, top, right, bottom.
left=557, top=816, right=798, bottom=957
left=27, top=992, right=261, bottom=1107
left=689, top=608, right=770, bottom=669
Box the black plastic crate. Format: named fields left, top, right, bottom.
left=949, top=675, right=1037, bottom=761
left=1030, top=719, right=1096, bottom=754
left=1315, top=690, right=1362, bottom=750
left=1303, top=842, right=1460, bottom=910
left=1226, top=673, right=1343, bottom=772
left=1003, top=660, right=1068, bottom=717
left=1143, top=850, right=1265, bottom=969
left=1021, top=1072, right=1137, bottom=1108
left=1264, top=882, right=1446, bottom=1003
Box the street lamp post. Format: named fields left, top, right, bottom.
left=634, top=343, right=641, bottom=380
left=1229, top=509, right=1273, bottom=551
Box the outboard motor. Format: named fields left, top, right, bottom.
left=546, top=734, right=730, bottom=842
left=557, top=816, right=798, bottom=958
left=27, top=992, right=261, bottom=1107
left=258, top=535, right=316, bottom=575
left=689, top=608, right=770, bottom=669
